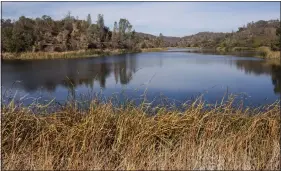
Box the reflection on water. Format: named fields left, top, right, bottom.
left=2, top=55, right=137, bottom=92
left=2, top=50, right=280, bottom=106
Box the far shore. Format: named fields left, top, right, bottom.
left=2, top=46, right=279, bottom=61
left=1, top=48, right=168, bottom=60
left=178, top=46, right=280, bottom=60
left=215, top=46, right=280, bottom=59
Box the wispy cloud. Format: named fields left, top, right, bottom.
left=2, top=2, right=280, bottom=37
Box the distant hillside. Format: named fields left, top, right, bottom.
left=177, top=32, right=229, bottom=48
left=177, top=19, right=280, bottom=50
left=137, top=19, right=280, bottom=50
left=219, top=20, right=280, bottom=50
left=163, top=36, right=181, bottom=46
left=136, top=32, right=180, bottom=47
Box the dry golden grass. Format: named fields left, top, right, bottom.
left=141, top=48, right=168, bottom=52
left=257, top=46, right=280, bottom=59
left=1, top=48, right=168, bottom=60
left=1, top=49, right=137, bottom=60
left=2, top=97, right=280, bottom=170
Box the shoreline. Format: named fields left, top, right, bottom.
left=2, top=47, right=279, bottom=61
left=1, top=48, right=168, bottom=61
left=215, top=46, right=280, bottom=59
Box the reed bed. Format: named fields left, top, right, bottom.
left=216, top=46, right=280, bottom=59
left=1, top=49, right=131, bottom=60
left=1, top=48, right=168, bottom=60
left=2, top=97, right=280, bottom=170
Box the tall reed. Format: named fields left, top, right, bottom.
left=2, top=97, right=280, bottom=170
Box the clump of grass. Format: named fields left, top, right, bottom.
left=2, top=97, right=280, bottom=170
left=216, top=46, right=227, bottom=52
left=231, top=47, right=255, bottom=51
left=257, top=46, right=280, bottom=59
left=216, top=47, right=255, bottom=52
left=141, top=48, right=168, bottom=52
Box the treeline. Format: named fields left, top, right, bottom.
left=1, top=12, right=166, bottom=53
left=177, top=20, right=281, bottom=51
left=2, top=15, right=280, bottom=53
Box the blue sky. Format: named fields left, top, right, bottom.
left=2, top=2, right=280, bottom=37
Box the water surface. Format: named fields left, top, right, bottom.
left=2, top=49, right=280, bottom=107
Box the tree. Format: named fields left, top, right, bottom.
left=118, top=18, right=133, bottom=48
left=11, top=16, right=36, bottom=52
left=276, top=25, right=281, bottom=48
left=159, top=33, right=164, bottom=47
left=111, top=21, right=119, bottom=48
left=86, top=14, right=92, bottom=26
left=64, top=11, right=73, bottom=21
left=97, top=14, right=105, bottom=48
left=1, top=19, right=14, bottom=52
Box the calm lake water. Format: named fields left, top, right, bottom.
left=2, top=48, right=281, bottom=107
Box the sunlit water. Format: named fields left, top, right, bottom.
left=2, top=49, right=280, bottom=107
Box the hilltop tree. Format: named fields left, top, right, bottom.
left=64, top=11, right=74, bottom=21
left=86, top=14, right=92, bottom=26
left=159, top=33, right=164, bottom=47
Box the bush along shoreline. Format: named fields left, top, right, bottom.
left=2, top=96, right=280, bottom=170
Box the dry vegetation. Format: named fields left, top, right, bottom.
left=140, top=47, right=168, bottom=52
left=2, top=97, right=280, bottom=170
left=257, top=46, right=281, bottom=59
left=1, top=49, right=133, bottom=60
left=1, top=48, right=168, bottom=60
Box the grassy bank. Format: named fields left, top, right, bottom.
left=1, top=48, right=168, bottom=60
left=141, top=47, right=168, bottom=52
left=216, top=47, right=255, bottom=52
left=216, top=46, right=280, bottom=59
left=2, top=98, right=280, bottom=170
left=1, top=49, right=137, bottom=60
left=257, top=46, right=280, bottom=59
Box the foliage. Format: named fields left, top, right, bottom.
left=1, top=13, right=168, bottom=53
left=2, top=15, right=280, bottom=54
left=178, top=20, right=280, bottom=51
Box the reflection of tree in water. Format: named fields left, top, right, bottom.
left=113, top=56, right=137, bottom=85
left=119, top=60, right=132, bottom=85
left=235, top=60, right=271, bottom=76
left=271, top=64, right=281, bottom=94
left=60, top=57, right=137, bottom=89
left=2, top=55, right=138, bottom=93
left=235, top=60, right=281, bottom=95
left=44, top=81, right=57, bottom=92
left=99, top=59, right=111, bottom=88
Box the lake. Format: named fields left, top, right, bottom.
left=2, top=49, right=281, bottom=107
